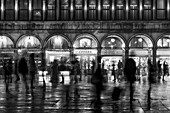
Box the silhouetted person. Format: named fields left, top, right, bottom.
left=29, top=53, right=37, bottom=89
left=93, top=64, right=104, bottom=105
left=51, top=60, right=59, bottom=83
left=112, top=62, right=116, bottom=82
left=163, top=61, right=168, bottom=81
left=40, top=52, right=46, bottom=86
left=14, top=58, right=20, bottom=82
left=18, top=56, right=29, bottom=92
left=124, top=58, right=136, bottom=110
left=3, top=60, right=9, bottom=92
left=157, top=60, right=162, bottom=79
left=7, top=59, right=13, bottom=83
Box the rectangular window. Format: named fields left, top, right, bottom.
left=60, top=0, right=70, bottom=20
left=32, top=0, right=42, bottom=20
left=129, top=0, right=139, bottom=20
left=19, top=0, right=29, bottom=20
left=143, top=0, right=152, bottom=20
left=4, top=0, right=15, bottom=20
left=156, top=0, right=166, bottom=20
left=74, top=0, right=83, bottom=20
left=115, top=0, right=125, bottom=20
left=102, top=0, right=111, bottom=20
left=88, top=0, right=97, bottom=20
left=47, top=0, right=56, bottom=20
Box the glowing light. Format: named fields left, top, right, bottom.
left=167, top=39, right=170, bottom=42
left=138, top=38, right=143, bottom=42
left=111, top=38, right=115, bottom=42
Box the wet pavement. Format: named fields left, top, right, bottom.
left=0, top=75, right=170, bottom=113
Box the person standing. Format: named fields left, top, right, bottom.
left=29, top=53, right=37, bottom=89
left=157, top=60, right=162, bottom=79
left=112, top=61, right=116, bottom=82
left=40, top=52, right=46, bottom=87
left=3, top=60, right=9, bottom=92
left=124, top=58, right=136, bottom=110
left=51, top=60, right=59, bottom=83
left=7, top=58, right=13, bottom=83
left=18, top=55, right=29, bottom=91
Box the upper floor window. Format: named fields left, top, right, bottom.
left=102, top=0, right=111, bottom=20
left=47, top=0, right=56, bottom=20
left=130, top=37, right=148, bottom=48
left=60, top=0, right=70, bottom=20
left=129, top=0, right=139, bottom=20
left=19, top=0, right=29, bottom=20
left=115, top=0, right=125, bottom=20
left=88, top=0, right=97, bottom=20
left=4, top=0, right=15, bottom=20
left=156, top=0, right=167, bottom=20
left=157, top=36, right=170, bottom=48
left=143, top=0, right=152, bottom=20
left=32, top=0, right=42, bottom=20
left=74, top=0, right=84, bottom=20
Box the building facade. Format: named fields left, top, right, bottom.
left=0, top=0, right=170, bottom=75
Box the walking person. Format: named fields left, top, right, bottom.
left=40, top=52, right=46, bottom=87
left=112, top=61, right=116, bottom=82
left=91, top=64, right=104, bottom=105
left=124, top=58, right=136, bottom=110
left=29, top=53, right=37, bottom=89
left=14, top=58, right=20, bottom=82
left=18, top=54, right=29, bottom=92
left=157, top=60, right=162, bottom=79
left=7, top=58, right=13, bottom=83
left=51, top=59, right=59, bottom=83
left=3, top=60, right=9, bottom=92
left=163, top=61, right=168, bottom=81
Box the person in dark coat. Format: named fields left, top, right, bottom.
left=124, top=58, right=136, bottom=109
left=7, top=58, right=13, bottom=83
left=18, top=56, right=29, bottom=91
left=29, top=53, right=37, bottom=89
left=3, top=60, right=9, bottom=92
left=93, top=64, right=104, bottom=105
left=51, top=59, right=59, bottom=83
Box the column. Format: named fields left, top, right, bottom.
left=126, top=0, right=129, bottom=20
left=70, top=0, right=74, bottom=20
left=43, top=0, right=46, bottom=20
left=1, top=0, right=4, bottom=20
left=152, top=0, right=156, bottom=20
left=15, top=0, right=18, bottom=20
left=152, top=47, right=157, bottom=68
left=56, top=0, right=60, bottom=20
left=29, top=0, right=32, bottom=20
left=167, top=0, right=170, bottom=20
left=111, top=0, right=115, bottom=20
left=125, top=47, right=129, bottom=60
left=84, top=0, right=87, bottom=20
left=98, top=0, right=101, bottom=20
left=139, top=0, right=143, bottom=20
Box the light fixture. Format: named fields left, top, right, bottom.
left=138, top=38, right=143, bottom=42
left=111, top=38, right=115, bottom=42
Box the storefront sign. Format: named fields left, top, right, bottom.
left=129, top=49, right=152, bottom=56
left=101, top=49, right=123, bottom=55
left=74, top=49, right=97, bottom=54
left=46, top=50, right=70, bottom=55
left=157, top=49, right=170, bottom=56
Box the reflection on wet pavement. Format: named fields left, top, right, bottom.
left=0, top=75, right=170, bottom=113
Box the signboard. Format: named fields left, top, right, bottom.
left=157, top=49, right=170, bottom=56
left=129, top=49, right=152, bottom=56
left=74, top=49, right=97, bottom=54
left=46, top=50, right=70, bottom=55
left=101, top=49, right=123, bottom=55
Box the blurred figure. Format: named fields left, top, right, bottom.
left=14, top=56, right=20, bottom=82
left=18, top=55, right=29, bottom=91
left=92, top=64, right=104, bottom=105
left=29, top=53, right=37, bottom=89
left=124, top=58, right=136, bottom=110
left=51, top=60, right=59, bottom=83
left=117, top=60, right=123, bottom=81
left=7, top=58, right=13, bottom=83
left=157, top=60, right=162, bottom=79
left=112, top=61, right=116, bottom=82
left=3, top=60, right=9, bottom=92
left=163, top=60, right=169, bottom=81
left=40, top=52, right=46, bottom=87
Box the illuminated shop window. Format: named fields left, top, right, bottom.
left=0, top=36, right=14, bottom=49
left=74, top=0, right=83, bottom=20
left=115, top=0, right=125, bottom=20
left=19, top=0, right=29, bottom=20
left=73, top=37, right=97, bottom=48
left=130, top=37, right=148, bottom=48
left=32, top=0, right=42, bottom=20
left=4, top=0, right=15, bottom=20
left=102, top=37, right=123, bottom=49
left=17, top=36, right=41, bottom=49
left=45, top=35, right=70, bottom=49
left=88, top=0, right=97, bottom=20
left=143, top=0, right=152, bottom=20
left=47, top=0, right=56, bottom=20
left=60, top=0, right=70, bottom=20
left=157, top=37, right=170, bottom=47
left=156, top=0, right=166, bottom=20
left=129, top=0, right=139, bottom=20
left=102, top=0, right=111, bottom=20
